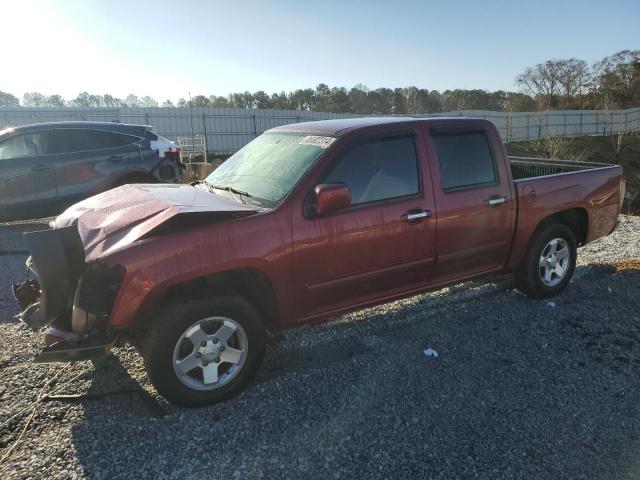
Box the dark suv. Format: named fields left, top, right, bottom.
left=0, top=121, right=182, bottom=221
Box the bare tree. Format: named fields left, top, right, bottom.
left=593, top=50, right=640, bottom=108
left=557, top=58, right=592, bottom=108
left=516, top=60, right=566, bottom=109
left=441, top=89, right=473, bottom=113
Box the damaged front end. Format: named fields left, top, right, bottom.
left=13, top=225, right=124, bottom=363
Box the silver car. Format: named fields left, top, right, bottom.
left=0, top=121, right=182, bottom=221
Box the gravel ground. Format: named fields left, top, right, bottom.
left=0, top=216, right=639, bottom=479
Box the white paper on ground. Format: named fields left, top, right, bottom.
left=423, top=348, right=439, bottom=358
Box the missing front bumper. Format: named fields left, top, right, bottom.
left=34, top=335, right=117, bottom=363
left=19, top=225, right=85, bottom=325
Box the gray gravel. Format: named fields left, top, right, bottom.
left=1, top=216, right=639, bottom=479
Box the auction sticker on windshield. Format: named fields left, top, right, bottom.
left=298, top=135, right=336, bottom=149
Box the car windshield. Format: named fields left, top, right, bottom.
left=204, top=132, right=333, bottom=208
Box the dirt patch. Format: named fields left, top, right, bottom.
left=614, top=259, right=640, bottom=271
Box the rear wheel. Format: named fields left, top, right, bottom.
left=143, top=296, right=266, bottom=407
left=514, top=223, right=577, bottom=299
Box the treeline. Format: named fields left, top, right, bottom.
left=0, top=86, right=537, bottom=113
left=0, top=49, right=637, bottom=114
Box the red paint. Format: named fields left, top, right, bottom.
left=314, top=183, right=352, bottom=215
left=100, top=118, right=623, bottom=331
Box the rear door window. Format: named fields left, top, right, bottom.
left=323, top=135, right=420, bottom=205
left=431, top=131, right=496, bottom=190
left=0, top=132, right=48, bottom=159
left=49, top=129, right=137, bottom=155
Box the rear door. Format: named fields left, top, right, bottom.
left=49, top=128, right=140, bottom=206
left=291, top=129, right=437, bottom=320
left=0, top=130, right=56, bottom=218
left=424, top=125, right=515, bottom=284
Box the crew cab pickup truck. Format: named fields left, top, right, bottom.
left=13, top=117, right=625, bottom=406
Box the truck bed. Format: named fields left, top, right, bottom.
left=507, top=156, right=624, bottom=270
left=509, top=156, right=613, bottom=180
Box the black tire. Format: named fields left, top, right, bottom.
left=143, top=296, right=266, bottom=407
left=514, top=223, right=577, bottom=299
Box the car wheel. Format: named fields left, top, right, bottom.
left=143, top=296, right=266, bottom=407
left=514, top=223, right=577, bottom=299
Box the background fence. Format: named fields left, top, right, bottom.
left=1, top=106, right=639, bottom=154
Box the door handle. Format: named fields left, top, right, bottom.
left=31, top=164, right=52, bottom=172
left=486, top=195, right=507, bottom=207
left=402, top=209, right=432, bottom=222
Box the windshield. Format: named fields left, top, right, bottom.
left=204, top=132, right=333, bottom=208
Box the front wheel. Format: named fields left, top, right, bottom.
left=514, top=223, right=577, bottom=299
left=143, top=296, right=266, bottom=407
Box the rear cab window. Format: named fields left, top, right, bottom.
left=431, top=130, right=497, bottom=191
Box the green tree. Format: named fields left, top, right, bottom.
left=124, top=94, right=142, bottom=107
left=392, top=88, right=407, bottom=114
left=0, top=91, right=19, bottom=107
left=23, top=92, right=47, bottom=107
left=210, top=95, right=230, bottom=107
left=70, top=91, right=102, bottom=107
left=140, top=96, right=158, bottom=107
left=270, top=91, right=291, bottom=110
left=314, top=83, right=331, bottom=111
left=289, top=88, right=315, bottom=110
left=252, top=91, right=272, bottom=109
left=348, top=84, right=370, bottom=113
left=44, top=94, right=65, bottom=108
left=327, top=87, right=350, bottom=113
left=102, top=94, right=123, bottom=108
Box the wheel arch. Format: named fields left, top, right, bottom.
left=130, top=267, right=280, bottom=344
left=534, top=207, right=589, bottom=246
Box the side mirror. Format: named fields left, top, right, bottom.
left=314, top=183, right=351, bottom=215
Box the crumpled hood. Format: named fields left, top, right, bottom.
left=53, top=183, right=260, bottom=262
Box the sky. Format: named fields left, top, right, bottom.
left=3, top=0, right=639, bottom=103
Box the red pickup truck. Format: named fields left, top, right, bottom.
left=14, top=117, right=624, bottom=406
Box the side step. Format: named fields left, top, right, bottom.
left=34, top=335, right=116, bottom=363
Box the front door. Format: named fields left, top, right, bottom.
left=291, top=131, right=436, bottom=321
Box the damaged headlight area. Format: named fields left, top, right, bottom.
left=71, top=263, right=125, bottom=337
left=13, top=225, right=125, bottom=363
left=14, top=225, right=86, bottom=330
